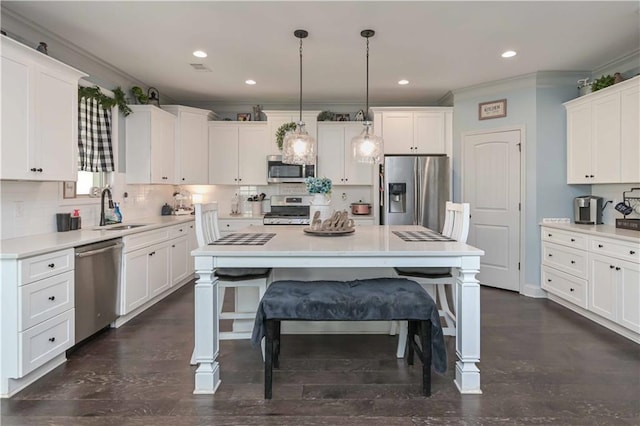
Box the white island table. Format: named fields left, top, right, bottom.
left=191, top=225, right=484, bottom=394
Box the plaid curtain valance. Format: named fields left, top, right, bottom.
left=78, top=96, right=114, bottom=172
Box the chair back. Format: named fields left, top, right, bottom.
left=446, top=202, right=470, bottom=243
left=195, top=202, right=221, bottom=246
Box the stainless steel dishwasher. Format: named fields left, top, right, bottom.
left=74, top=239, right=123, bottom=343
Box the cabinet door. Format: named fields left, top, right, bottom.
left=238, top=125, right=267, bottom=185
left=344, top=123, right=373, bottom=185
left=566, top=103, right=592, bottom=183
left=620, top=84, right=640, bottom=183
left=381, top=112, right=413, bottom=154
left=618, top=259, right=640, bottom=332
left=209, top=125, right=239, bottom=185
left=148, top=244, right=170, bottom=298
left=153, top=111, right=176, bottom=184
left=414, top=112, right=446, bottom=154
left=1, top=54, right=32, bottom=180
left=35, top=68, right=78, bottom=181
left=318, top=124, right=346, bottom=183
left=170, top=237, right=189, bottom=286
left=591, top=93, right=621, bottom=183
left=589, top=254, right=617, bottom=321
left=177, top=111, right=209, bottom=184
left=121, top=250, right=149, bottom=315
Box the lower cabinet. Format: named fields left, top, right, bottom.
left=120, top=221, right=195, bottom=316
left=541, top=225, right=640, bottom=339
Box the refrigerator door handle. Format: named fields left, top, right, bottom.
left=414, top=156, right=419, bottom=225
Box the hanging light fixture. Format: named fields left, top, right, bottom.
left=282, top=29, right=316, bottom=165
left=351, top=29, right=383, bottom=164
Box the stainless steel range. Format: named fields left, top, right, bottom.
left=263, top=195, right=312, bottom=225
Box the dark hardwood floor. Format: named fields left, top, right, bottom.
left=2, top=282, right=639, bottom=425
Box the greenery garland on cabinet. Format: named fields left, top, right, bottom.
left=275, top=122, right=297, bottom=151
left=78, top=86, right=133, bottom=116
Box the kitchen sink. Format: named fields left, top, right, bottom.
left=98, top=224, right=148, bottom=231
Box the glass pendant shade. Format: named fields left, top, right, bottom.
left=351, top=121, right=383, bottom=164
left=282, top=121, right=316, bottom=165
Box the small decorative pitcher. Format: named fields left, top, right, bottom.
left=310, top=193, right=332, bottom=223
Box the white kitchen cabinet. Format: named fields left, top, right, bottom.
left=209, top=122, right=268, bottom=185
left=148, top=244, right=170, bottom=298
left=264, top=110, right=321, bottom=156
left=125, top=105, right=176, bottom=184
left=565, top=75, right=640, bottom=184
left=1, top=35, right=86, bottom=181
left=169, top=223, right=191, bottom=286
left=370, top=107, right=452, bottom=156
left=318, top=122, right=373, bottom=185
left=161, top=105, right=215, bottom=184
left=1, top=248, right=75, bottom=396
left=540, top=224, right=640, bottom=341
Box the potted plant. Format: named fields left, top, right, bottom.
left=591, top=75, right=615, bottom=92
left=305, top=177, right=332, bottom=221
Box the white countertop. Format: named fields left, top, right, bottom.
left=0, top=216, right=195, bottom=259
left=192, top=225, right=484, bottom=258
left=539, top=222, right=640, bottom=243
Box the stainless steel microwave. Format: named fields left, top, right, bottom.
left=267, top=155, right=316, bottom=183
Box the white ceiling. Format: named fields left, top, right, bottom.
left=3, top=1, right=639, bottom=105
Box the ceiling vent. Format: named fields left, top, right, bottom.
left=190, top=63, right=211, bottom=72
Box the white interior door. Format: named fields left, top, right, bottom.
left=462, top=129, right=521, bottom=292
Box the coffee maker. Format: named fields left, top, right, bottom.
left=574, top=196, right=604, bottom=224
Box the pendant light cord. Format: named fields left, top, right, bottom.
left=299, top=37, right=303, bottom=123
left=365, top=36, right=370, bottom=122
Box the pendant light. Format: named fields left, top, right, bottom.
left=282, top=29, right=316, bottom=165
left=351, top=29, right=383, bottom=164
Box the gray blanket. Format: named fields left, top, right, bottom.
left=251, top=278, right=447, bottom=374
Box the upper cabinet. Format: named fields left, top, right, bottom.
left=1, top=36, right=87, bottom=181
left=125, top=105, right=176, bottom=184
left=161, top=105, right=215, bottom=185
left=209, top=122, right=268, bottom=185
left=318, top=122, right=373, bottom=185
left=264, top=110, right=321, bottom=156
left=371, top=107, right=453, bottom=156
left=565, top=76, right=640, bottom=184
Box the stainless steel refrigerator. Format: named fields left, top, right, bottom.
left=380, top=155, right=449, bottom=230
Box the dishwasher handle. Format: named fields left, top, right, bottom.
left=75, top=243, right=123, bottom=258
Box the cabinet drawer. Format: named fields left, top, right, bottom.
left=542, top=266, right=587, bottom=309
left=218, top=219, right=263, bottom=234
left=170, top=222, right=193, bottom=239
left=18, top=309, right=74, bottom=376
left=19, top=270, right=74, bottom=331
left=541, top=227, right=588, bottom=250
left=590, top=236, right=640, bottom=263
left=542, top=242, right=588, bottom=279
left=19, top=248, right=74, bottom=285
left=123, top=228, right=171, bottom=253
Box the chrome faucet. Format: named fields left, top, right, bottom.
left=99, top=187, right=114, bottom=226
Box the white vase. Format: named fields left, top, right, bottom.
left=309, top=193, right=332, bottom=223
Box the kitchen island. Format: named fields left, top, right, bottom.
left=191, top=225, right=484, bottom=394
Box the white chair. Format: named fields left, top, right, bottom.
left=194, top=202, right=271, bottom=340
left=393, top=202, right=470, bottom=357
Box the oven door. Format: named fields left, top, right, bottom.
left=267, top=155, right=315, bottom=183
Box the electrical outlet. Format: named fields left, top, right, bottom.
left=15, top=201, right=24, bottom=218
left=341, top=192, right=347, bottom=201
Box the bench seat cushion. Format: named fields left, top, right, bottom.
left=251, top=277, right=446, bottom=373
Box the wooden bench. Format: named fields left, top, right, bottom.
left=251, top=278, right=446, bottom=399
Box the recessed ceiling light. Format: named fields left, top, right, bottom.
left=245, top=79, right=256, bottom=85
left=193, top=50, right=207, bottom=58
left=501, top=50, right=517, bottom=58
left=398, top=79, right=409, bottom=85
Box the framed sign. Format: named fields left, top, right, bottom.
left=479, top=99, right=507, bottom=120
left=63, top=181, right=76, bottom=199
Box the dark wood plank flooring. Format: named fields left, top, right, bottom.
left=2, top=282, right=639, bottom=425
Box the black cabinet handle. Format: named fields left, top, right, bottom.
left=547, top=279, right=551, bottom=282
left=598, top=244, right=604, bottom=248
left=182, top=178, right=185, bottom=181
left=548, top=233, right=552, bottom=237
left=37, top=168, right=43, bottom=172
left=48, top=296, right=55, bottom=301
left=570, top=238, right=575, bottom=242
left=30, top=167, right=37, bottom=172
left=179, top=229, right=183, bottom=232
left=570, top=288, right=574, bottom=292
left=570, top=260, right=575, bottom=264
left=631, top=251, right=636, bottom=255
left=548, top=254, right=553, bottom=257
left=585, top=175, right=589, bottom=178
left=48, top=263, right=55, bottom=268
left=49, top=337, right=55, bottom=342
left=590, top=175, right=594, bottom=178
left=615, top=267, right=621, bottom=271
left=171, top=244, right=175, bottom=248
left=149, top=251, right=155, bottom=256
left=610, top=265, right=615, bottom=269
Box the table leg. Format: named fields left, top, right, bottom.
left=454, top=255, right=482, bottom=394
left=193, top=260, right=221, bottom=394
